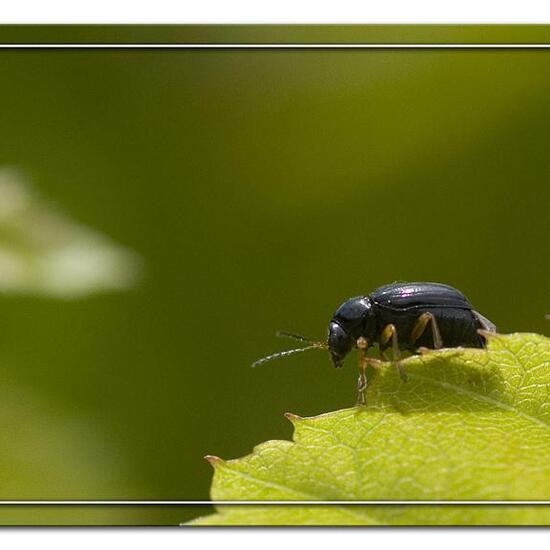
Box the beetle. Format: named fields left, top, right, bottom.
left=253, top=282, right=496, bottom=405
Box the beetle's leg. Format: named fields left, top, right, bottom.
left=356, top=336, right=368, bottom=406
left=410, top=312, right=443, bottom=350
left=380, top=324, right=408, bottom=382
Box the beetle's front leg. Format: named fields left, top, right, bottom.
left=356, top=336, right=368, bottom=406
left=380, top=324, right=408, bottom=382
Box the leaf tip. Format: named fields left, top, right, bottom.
left=284, top=412, right=303, bottom=423
left=204, top=455, right=225, bottom=468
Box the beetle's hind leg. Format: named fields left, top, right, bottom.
left=380, top=324, right=408, bottom=382
left=410, top=312, right=443, bottom=350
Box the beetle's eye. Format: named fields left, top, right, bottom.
left=327, top=322, right=354, bottom=368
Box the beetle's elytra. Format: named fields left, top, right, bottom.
left=253, top=282, right=496, bottom=406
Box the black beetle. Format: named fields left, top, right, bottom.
left=253, top=282, right=496, bottom=405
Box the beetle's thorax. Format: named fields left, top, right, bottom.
left=331, top=295, right=377, bottom=341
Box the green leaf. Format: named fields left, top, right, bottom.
left=190, top=333, right=550, bottom=525
left=0, top=168, right=141, bottom=297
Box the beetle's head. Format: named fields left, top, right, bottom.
left=327, top=296, right=375, bottom=368
left=252, top=296, right=375, bottom=371
left=327, top=321, right=355, bottom=368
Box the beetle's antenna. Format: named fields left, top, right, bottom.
left=276, top=330, right=323, bottom=345
left=252, top=344, right=325, bottom=368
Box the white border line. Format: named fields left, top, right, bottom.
left=2, top=39, right=548, bottom=505
left=1, top=43, right=550, bottom=48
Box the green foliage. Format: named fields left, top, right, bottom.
left=0, top=169, right=141, bottom=297
left=190, top=333, right=550, bottom=525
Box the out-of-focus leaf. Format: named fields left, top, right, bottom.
left=190, top=333, right=550, bottom=525
left=0, top=169, right=141, bottom=297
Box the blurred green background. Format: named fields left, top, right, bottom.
left=0, top=25, right=550, bottom=524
